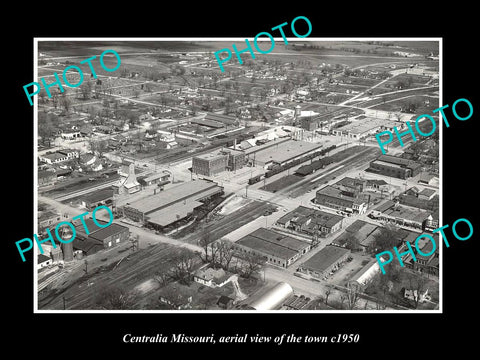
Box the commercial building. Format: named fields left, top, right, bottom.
left=370, top=200, right=431, bottom=230
left=137, top=173, right=170, bottom=187
left=39, top=149, right=79, bottom=164
left=315, top=185, right=367, bottom=214
left=122, top=179, right=223, bottom=229
left=234, top=228, right=311, bottom=268
left=297, top=245, right=351, bottom=280
left=192, top=153, right=228, bottom=176
left=367, top=155, right=422, bottom=179
left=276, top=206, right=344, bottom=238
left=192, top=149, right=245, bottom=176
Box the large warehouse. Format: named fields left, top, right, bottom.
left=297, top=245, right=351, bottom=280
left=367, top=155, right=422, bottom=179
left=122, top=179, right=223, bottom=228
left=245, top=139, right=324, bottom=168
left=234, top=228, right=311, bottom=268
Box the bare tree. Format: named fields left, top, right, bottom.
left=216, top=239, right=235, bottom=271
left=95, top=285, right=139, bottom=310
left=197, top=226, right=212, bottom=263
left=408, top=274, right=429, bottom=309
left=80, top=80, right=92, bottom=100
left=344, top=282, right=361, bottom=310
left=241, top=253, right=265, bottom=279
left=169, top=248, right=196, bottom=285
left=153, top=271, right=171, bottom=287
left=324, top=287, right=332, bottom=306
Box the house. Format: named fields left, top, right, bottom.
left=61, top=130, right=81, bottom=140
left=38, top=254, right=52, bottom=269
left=80, top=153, right=96, bottom=166
left=193, top=266, right=233, bottom=288
left=402, top=288, right=431, bottom=303
left=158, top=283, right=196, bottom=310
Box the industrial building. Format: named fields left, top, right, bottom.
left=249, top=282, right=294, bottom=310
left=234, top=228, right=311, bottom=268
left=245, top=139, right=323, bottom=168
left=367, top=155, right=422, bottom=179
left=122, top=179, right=223, bottom=229
left=72, top=218, right=130, bottom=256
left=80, top=188, right=114, bottom=210
left=331, top=117, right=402, bottom=140
left=113, top=163, right=141, bottom=194
left=297, top=245, right=351, bottom=280
left=192, top=148, right=245, bottom=176
left=276, top=206, right=344, bottom=238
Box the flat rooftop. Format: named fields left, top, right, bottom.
left=146, top=199, right=202, bottom=227
left=251, top=140, right=323, bottom=164
left=300, top=245, right=350, bottom=273
left=277, top=206, right=343, bottom=228
left=193, top=152, right=227, bottom=161
left=125, top=179, right=222, bottom=215
left=236, top=228, right=310, bottom=260
left=334, top=117, right=400, bottom=134
left=372, top=160, right=404, bottom=169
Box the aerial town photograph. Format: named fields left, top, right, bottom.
left=35, top=39, right=440, bottom=311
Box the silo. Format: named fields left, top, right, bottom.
left=249, top=282, right=294, bottom=310
left=62, top=242, right=74, bottom=262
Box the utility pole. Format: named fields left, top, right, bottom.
left=84, top=259, right=88, bottom=274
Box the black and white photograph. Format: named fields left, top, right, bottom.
left=5, top=6, right=479, bottom=353
left=33, top=38, right=441, bottom=313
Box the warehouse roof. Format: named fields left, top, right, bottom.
left=204, top=112, right=237, bottom=125
left=124, top=179, right=222, bottom=215
left=251, top=140, right=323, bottom=165
left=300, top=245, right=350, bottom=273
left=89, top=223, right=129, bottom=241
left=236, top=228, right=309, bottom=260
left=377, top=155, right=422, bottom=170
left=237, top=235, right=298, bottom=259
left=82, top=189, right=114, bottom=204
left=146, top=199, right=202, bottom=227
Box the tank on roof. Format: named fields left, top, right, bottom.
left=249, top=282, right=294, bottom=310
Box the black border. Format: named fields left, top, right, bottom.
left=7, top=5, right=479, bottom=354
